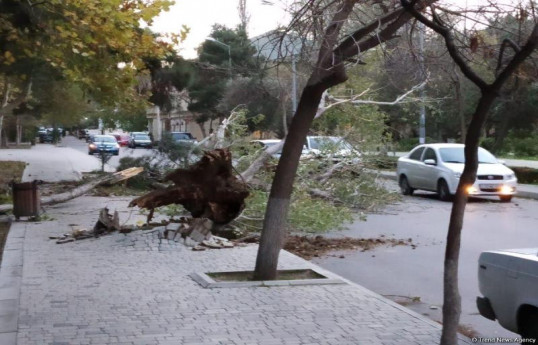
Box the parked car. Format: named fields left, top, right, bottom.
left=86, top=129, right=101, bottom=142
left=38, top=128, right=53, bottom=143
left=304, top=136, right=359, bottom=161
left=77, top=129, right=87, bottom=140
left=396, top=143, right=517, bottom=202
left=88, top=135, right=120, bottom=155
left=170, top=132, right=196, bottom=144
left=129, top=133, right=152, bottom=148
left=476, top=248, right=538, bottom=338
left=112, top=133, right=130, bottom=147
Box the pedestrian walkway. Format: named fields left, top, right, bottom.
left=0, top=196, right=471, bottom=345
left=0, top=141, right=114, bottom=183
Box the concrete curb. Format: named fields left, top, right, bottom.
left=0, top=222, right=25, bottom=345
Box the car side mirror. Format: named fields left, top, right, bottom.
left=424, top=159, right=437, bottom=166
left=497, top=159, right=506, bottom=165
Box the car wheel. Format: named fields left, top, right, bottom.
left=499, top=195, right=513, bottom=202
left=519, top=308, right=538, bottom=339
left=399, top=176, right=414, bottom=195
left=114, top=152, right=119, bottom=156
left=88, top=151, right=93, bottom=155
left=437, top=179, right=452, bottom=201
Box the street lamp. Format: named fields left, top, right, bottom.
left=205, top=37, right=232, bottom=80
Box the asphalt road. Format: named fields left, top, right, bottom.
left=64, top=135, right=154, bottom=169
left=313, top=186, right=538, bottom=339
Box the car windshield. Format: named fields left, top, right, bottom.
left=172, top=133, right=192, bottom=140
left=94, top=136, right=116, bottom=143
left=135, top=135, right=150, bottom=140
left=439, top=147, right=498, bottom=164
left=309, top=137, right=351, bottom=151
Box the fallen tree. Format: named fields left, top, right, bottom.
left=129, top=149, right=249, bottom=225
left=0, top=167, right=143, bottom=214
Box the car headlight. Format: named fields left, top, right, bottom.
left=505, top=173, right=515, bottom=180
left=115, top=144, right=120, bottom=149
left=454, top=172, right=462, bottom=178
left=89, top=144, right=96, bottom=149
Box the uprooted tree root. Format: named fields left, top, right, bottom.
left=283, top=235, right=414, bottom=260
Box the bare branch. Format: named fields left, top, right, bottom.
left=401, top=0, right=489, bottom=90
left=495, top=38, right=521, bottom=75
left=493, top=24, right=538, bottom=91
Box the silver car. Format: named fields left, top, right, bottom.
left=396, top=143, right=517, bottom=202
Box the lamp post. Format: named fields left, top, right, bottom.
left=205, top=37, right=232, bottom=81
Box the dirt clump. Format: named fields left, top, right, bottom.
left=284, top=235, right=412, bottom=260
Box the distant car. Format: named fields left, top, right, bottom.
left=129, top=133, right=152, bottom=148
left=170, top=132, right=196, bottom=144
left=77, top=129, right=87, bottom=139
left=477, top=248, right=538, bottom=338
left=88, top=135, right=120, bottom=155
left=86, top=130, right=101, bottom=142
left=396, top=143, right=517, bottom=202
left=112, top=134, right=130, bottom=147
left=38, top=129, right=53, bottom=143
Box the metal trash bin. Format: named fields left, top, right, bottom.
left=12, top=181, right=40, bottom=219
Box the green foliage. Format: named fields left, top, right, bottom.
left=157, top=132, right=202, bottom=168
left=188, top=25, right=259, bottom=124
left=218, top=77, right=281, bottom=133
left=500, top=131, right=538, bottom=157
left=313, top=103, right=391, bottom=152
left=511, top=167, right=538, bottom=185
left=237, top=189, right=353, bottom=233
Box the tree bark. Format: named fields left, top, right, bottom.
left=441, top=93, right=496, bottom=345
left=0, top=81, right=11, bottom=148
left=254, top=84, right=331, bottom=280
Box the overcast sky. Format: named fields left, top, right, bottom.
left=151, top=0, right=519, bottom=59
left=152, top=0, right=293, bottom=58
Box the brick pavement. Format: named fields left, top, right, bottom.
left=2, top=196, right=471, bottom=345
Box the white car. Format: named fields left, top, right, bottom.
left=396, top=143, right=517, bottom=202
left=477, top=248, right=538, bottom=338
left=304, top=136, right=360, bottom=161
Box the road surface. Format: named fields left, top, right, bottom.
left=313, top=185, right=538, bottom=339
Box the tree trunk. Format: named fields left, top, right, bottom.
left=16, top=115, right=22, bottom=145
left=198, top=121, right=207, bottom=138
left=441, top=91, right=496, bottom=345
left=0, top=81, right=11, bottom=148
left=253, top=83, right=333, bottom=280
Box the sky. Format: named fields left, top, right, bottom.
left=151, top=0, right=292, bottom=59
left=151, top=0, right=519, bottom=59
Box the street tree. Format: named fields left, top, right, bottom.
left=0, top=0, right=177, bottom=145
left=252, top=0, right=437, bottom=280
left=186, top=25, right=259, bottom=135
left=401, top=1, right=538, bottom=344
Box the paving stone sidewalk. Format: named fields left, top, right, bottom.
left=1, top=196, right=471, bottom=345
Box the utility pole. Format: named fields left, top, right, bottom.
left=291, top=55, right=298, bottom=112
left=418, top=21, right=426, bottom=144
